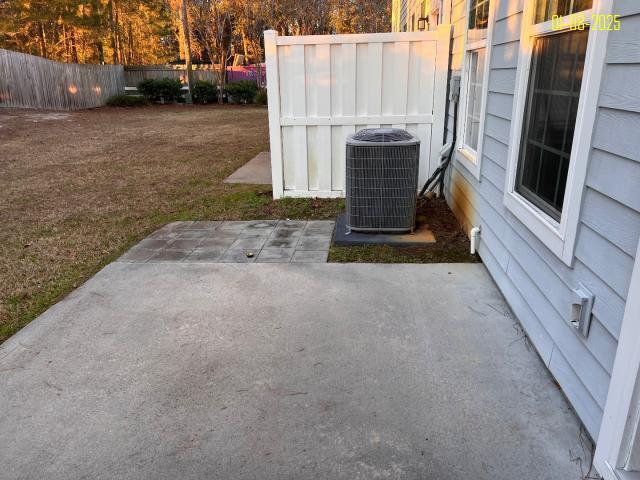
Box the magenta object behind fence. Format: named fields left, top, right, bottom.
left=226, top=64, right=266, bottom=87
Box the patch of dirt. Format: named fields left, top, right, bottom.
left=416, top=196, right=472, bottom=250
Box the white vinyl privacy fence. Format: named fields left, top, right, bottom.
left=264, top=27, right=451, bottom=199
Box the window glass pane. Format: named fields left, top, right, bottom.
left=529, top=93, right=549, bottom=143
left=545, top=96, right=570, bottom=150
left=573, top=0, right=593, bottom=11
left=468, top=0, right=490, bottom=29
left=516, top=29, right=588, bottom=220
left=537, top=149, right=564, bottom=205
left=521, top=144, right=542, bottom=189
left=535, top=0, right=592, bottom=23
left=464, top=48, right=486, bottom=152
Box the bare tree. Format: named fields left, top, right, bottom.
left=230, top=0, right=263, bottom=64
left=331, top=0, right=391, bottom=34
left=191, top=0, right=232, bottom=103
left=0, top=0, right=391, bottom=65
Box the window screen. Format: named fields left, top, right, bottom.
left=516, top=29, right=588, bottom=220
left=535, top=0, right=593, bottom=23
left=464, top=49, right=486, bottom=151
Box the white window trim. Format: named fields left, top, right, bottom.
left=503, top=0, right=612, bottom=267
left=456, top=0, right=495, bottom=180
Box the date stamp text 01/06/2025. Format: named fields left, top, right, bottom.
left=552, top=14, right=621, bottom=31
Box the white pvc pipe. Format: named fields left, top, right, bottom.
left=470, top=226, right=481, bottom=255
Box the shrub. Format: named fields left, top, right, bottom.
left=192, top=80, right=217, bottom=104
left=137, top=79, right=159, bottom=100
left=225, top=80, right=258, bottom=104
left=138, top=78, right=183, bottom=103
left=106, top=94, right=150, bottom=107
left=254, top=88, right=267, bottom=106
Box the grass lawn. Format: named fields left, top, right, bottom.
left=0, top=104, right=475, bottom=343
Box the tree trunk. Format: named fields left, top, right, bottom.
left=38, top=22, right=48, bottom=58
left=128, top=22, right=134, bottom=64
left=241, top=31, right=249, bottom=62
left=114, top=3, right=121, bottom=63
left=176, top=20, right=184, bottom=60
left=62, top=23, right=70, bottom=62
left=108, top=0, right=118, bottom=63
left=70, top=27, right=79, bottom=63
left=217, top=48, right=227, bottom=104
left=180, top=0, right=194, bottom=103
left=94, top=0, right=105, bottom=63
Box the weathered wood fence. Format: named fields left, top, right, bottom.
left=124, top=65, right=218, bottom=86
left=124, top=64, right=266, bottom=87
left=0, top=49, right=124, bottom=110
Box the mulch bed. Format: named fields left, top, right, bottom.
left=328, top=197, right=480, bottom=264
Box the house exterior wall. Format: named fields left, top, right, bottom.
left=392, top=1, right=448, bottom=33
left=392, top=0, right=640, bottom=439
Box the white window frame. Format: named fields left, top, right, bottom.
left=503, top=0, right=612, bottom=267
left=456, top=0, right=495, bottom=180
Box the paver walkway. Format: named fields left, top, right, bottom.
left=118, top=220, right=334, bottom=264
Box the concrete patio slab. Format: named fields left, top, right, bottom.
left=0, top=262, right=587, bottom=480
left=223, top=151, right=272, bottom=184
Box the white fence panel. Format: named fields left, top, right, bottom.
left=265, top=27, right=452, bottom=199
